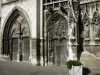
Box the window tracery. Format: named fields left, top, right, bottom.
left=47, top=14, right=68, bottom=40
left=10, top=15, right=30, bottom=38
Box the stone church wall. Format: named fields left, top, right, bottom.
left=1, top=0, right=37, bottom=38
left=0, top=0, right=40, bottom=65
left=1, top=0, right=100, bottom=66
left=80, top=2, right=100, bottom=64
left=83, top=45, right=100, bottom=58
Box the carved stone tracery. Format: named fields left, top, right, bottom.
left=47, top=13, right=68, bottom=40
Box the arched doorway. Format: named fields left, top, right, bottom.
left=47, top=13, right=68, bottom=65
left=2, top=9, right=30, bottom=61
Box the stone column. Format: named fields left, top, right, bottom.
left=9, top=39, right=12, bottom=60
left=67, top=1, right=74, bottom=61
left=89, top=19, right=95, bottom=45
left=40, top=0, right=44, bottom=66
left=29, top=38, right=37, bottom=65
left=89, top=5, right=94, bottom=45
left=44, top=11, right=48, bottom=65
left=29, top=38, right=32, bottom=62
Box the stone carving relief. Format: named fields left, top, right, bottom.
left=92, top=11, right=100, bottom=39
left=69, top=11, right=76, bottom=39
left=84, top=22, right=89, bottom=38
left=83, top=13, right=90, bottom=39
left=94, top=24, right=100, bottom=39
left=69, top=21, right=76, bottom=39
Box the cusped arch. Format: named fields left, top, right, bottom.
left=2, top=6, right=31, bottom=38
left=83, top=13, right=90, bottom=24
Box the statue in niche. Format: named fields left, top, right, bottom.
left=69, top=22, right=75, bottom=38
left=84, top=21, right=89, bottom=38
left=49, top=50, right=53, bottom=63
left=95, top=24, right=100, bottom=38
left=91, top=24, right=95, bottom=40
left=92, top=11, right=100, bottom=39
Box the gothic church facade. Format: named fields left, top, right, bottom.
left=0, top=0, right=100, bottom=66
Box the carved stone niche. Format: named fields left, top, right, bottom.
left=84, top=21, right=89, bottom=38
left=83, top=13, right=90, bottom=40
left=92, top=11, right=100, bottom=40
left=69, top=15, right=76, bottom=39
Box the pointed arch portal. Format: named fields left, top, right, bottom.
left=2, top=8, right=30, bottom=61
left=46, top=13, right=68, bottom=65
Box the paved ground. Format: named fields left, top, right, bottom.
left=0, top=60, right=100, bottom=75
left=0, top=60, right=68, bottom=75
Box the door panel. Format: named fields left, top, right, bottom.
left=22, top=38, right=30, bottom=61
left=61, top=46, right=67, bottom=65
left=56, top=46, right=61, bottom=66
left=12, top=38, right=30, bottom=61
left=55, top=45, right=67, bottom=66
left=12, top=39, right=18, bottom=60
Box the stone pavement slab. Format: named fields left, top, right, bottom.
left=0, top=60, right=69, bottom=75
left=0, top=60, right=100, bottom=75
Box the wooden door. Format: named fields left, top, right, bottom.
left=56, top=46, right=61, bottom=66
left=12, top=38, right=30, bottom=61
left=22, top=37, right=30, bottom=61
left=12, top=38, right=18, bottom=60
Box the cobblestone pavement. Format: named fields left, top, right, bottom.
left=0, top=60, right=100, bottom=75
